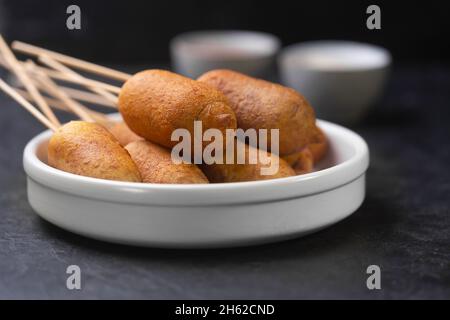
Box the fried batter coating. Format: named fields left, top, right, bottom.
left=108, top=121, right=143, bottom=146
left=283, top=147, right=314, bottom=175
left=48, top=121, right=141, bottom=182
left=282, top=126, right=328, bottom=174
left=119, top=69, right=237, bottom=149
left=198, top=69, right=316, bottom=156
left=308, top=126, right=328, bottom=163
left=200, top=140, right=295, bottom=183
left=125, top=140, right=208, bottom=184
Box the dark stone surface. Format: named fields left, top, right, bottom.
left=0, top=65, right=449, bottom=299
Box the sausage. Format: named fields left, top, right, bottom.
left=197, top=69, right=317, bottom=156
left=48, top=121, right=141, bottom=182
left=119, top=69, right=237, bottom=149
left=125, top=140, right=208, bottom=184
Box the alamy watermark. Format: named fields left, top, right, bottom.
left=171, top=121, right=280, bottom=176
left=66, top=265, right=81, bottom=290
left=366, top=265, right=381, bottom=290
left=366, top=5, right=381, bottom=30
left=66, top=5, right=81, bottom=30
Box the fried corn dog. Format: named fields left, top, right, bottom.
left=125, top=140, right=208, bottom=184
left=48, top=121, right=141, bottom=182
left=200, top=140, right=295, bottom=183
left=108, top=121, right=143, bottom=147
left=198, top=69, right=317, bottom=156
left=119, top=69, right=237, bottom=149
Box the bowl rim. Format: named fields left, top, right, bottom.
left=23, top=119, right=369, bottom=206
left=278, top=40, right=392, bottom=72
left=170, top=30, right=281, bottom=60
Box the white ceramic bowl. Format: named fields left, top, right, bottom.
left=170, top=30, right=280, bottom=78
left=23, top=119, right=369, bottom=248
left=279, top=41, right=391, bottom=124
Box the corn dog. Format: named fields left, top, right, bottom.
left=125, top=140, right=208, bottom=184
left=48, top=121, right=141, bottom=182
left=119, top=70, right=237, bottom=149
left=200, top=140, right=295, bottom=183
left=198, top=69, right=317, bottom=156
left=109, top=121, right=143, bottom=147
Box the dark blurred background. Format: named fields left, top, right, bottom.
left=0, top=0, right=449, bottom=64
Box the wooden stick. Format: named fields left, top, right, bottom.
left=0, top=55, right=63, bottom=79
left=0, top=35, right=61, bottom=127
left=55, top=86, right=116, bottom=108
left=40, top=68, right=119, bottom=94
left=26, top=61, right=95, bottom=122
left=15, top=87, right=111, bottom=126
left=0, top=56, right=120, bottom=104
left=0, top=78, right=58, bottom=131
left=32, top=80, right=116, bottom=108
left=38, top=55, right=121, bottom=94
left=16, top=87, right=69, bottom=110
left=1, top=56, right=116, bottom=108
left=38, top=55, right=120, bottom=106
left=12, top=41, right=132, bottom=82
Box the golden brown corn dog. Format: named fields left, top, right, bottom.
left=48, top=121, right=141, bottom=182
left=109, top=121, right=143, bottom=147
left=125, top=140, right=208, bottom=184
left=200, top=140, right=295, bottom=183
left=198, top=69, right=317, bottom=156
left=119, top=70, right=237, bottom=149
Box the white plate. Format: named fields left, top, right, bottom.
left=23, top=119, right=369, bottom=248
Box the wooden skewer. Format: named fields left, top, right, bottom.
left=26, top=61, right=95, bottom=122
left=15, top=87, right=111, bottom=126
left=0, top=35, right=61, bottom=127
left=1, top=52, right=119, bottom=105
left=0, top=56, right=116, bottom=108
left=55, top=86, right=116, bottom=108
left=15, top=87, right=70, bottom=110
left=38, top=55, right=121, bottom=94
left=39, top=55, right=120, bottom=106
left=12, top=41, right=132, bottom=82
left=32, top=81, right=116, bottom=108
left=40, top=68, right=120, bottom=95
left=0, top=78, right=58, bottom=131
left=2, top=54, right=119, bottom=100
left=0, top=55, right=63, bottom=79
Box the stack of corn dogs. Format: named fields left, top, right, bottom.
left=0, top=35, right=327, bottom=184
